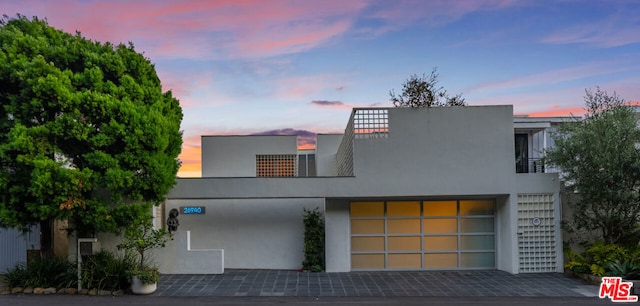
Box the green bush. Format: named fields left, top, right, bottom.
left=132, top=266, right=160, bottom=285
left=302, top=207, right=324, bottom=272
left=565, top=241, right=640, bottom=277
left=3, top=256, right=75, bottom=288
left=584, top=242, right=629, bottom=276
left=81, top=250, right=137, bottom=291
left=3, top=264, right=29, bottom=288
left=3, top=251, right=135, bottom=291
left=605, top=259, right=640, bottom=279
left=565, top=248, right=589, bottom=274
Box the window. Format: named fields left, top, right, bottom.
left=515, top=134, right=528, bottom=173
left=297, top=154, right=316, bottom=177
left=256, top=154, right=297, bottom=177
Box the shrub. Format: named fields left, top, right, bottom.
left=3, top=256, right=75, bottom=288
left=3, top=264, right=29, bottom=288
left=81, top=250, right=137, bottom=291
left=606, top=259, right=640, bottom=279
left=3, top=251, right=135, bottom=291
left=302, top=207, right=324, bottom=272
left=583, top=242, right=629, bottom=276
left=565, top=241, right=639, bottom=277
left=132, top=266, right=160, bottom=285
left=565, top=248, right=589, bottom=274
left=117, top=217, right=172, bottom=285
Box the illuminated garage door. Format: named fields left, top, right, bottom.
left=350, top=200, right=495, bottom=270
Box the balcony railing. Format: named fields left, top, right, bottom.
left=516, top=158, right=556, bottom=173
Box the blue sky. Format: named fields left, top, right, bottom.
left=2, top=0, right=639, bottom=176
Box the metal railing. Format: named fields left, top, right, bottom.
left=516, top=158, right=555, bottom=173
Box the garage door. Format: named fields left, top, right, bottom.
left=350, top=200, right=495, bottom=270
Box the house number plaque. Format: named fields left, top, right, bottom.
left=181, top=206, right=206, bottom=215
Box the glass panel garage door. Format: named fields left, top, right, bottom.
left=350, top=200, right=495, bottom=270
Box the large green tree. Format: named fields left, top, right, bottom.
left=0, top=16, right=183, bottom=239
left=389, top=67, right=465, bottom=107
left=546, top=87, right=640, bottom=245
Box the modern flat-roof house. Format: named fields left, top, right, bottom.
left=164, top=105, right=567, bottom=274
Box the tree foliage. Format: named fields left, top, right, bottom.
left=546, top=87, right=640, bottom=245
left=389, top=67, right=466, bottom=107
left=0, top=16, right=183, bottom=236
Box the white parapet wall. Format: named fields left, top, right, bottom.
left=156, top=231, right=224, bottom=274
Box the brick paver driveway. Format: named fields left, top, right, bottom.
left=155, top=270, right=599, bottom=297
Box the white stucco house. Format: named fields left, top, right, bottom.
left=162, top=105, right=568, bottom=274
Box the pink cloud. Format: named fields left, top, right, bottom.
left=360, top=0, right=518, bottom=36
left=542, top=8, right=640, bottom=48
left=5, top=0, right=524, bottom=60
left=271, top=74, right=347, bottom=101
left=233, top=19, right=352, bottom=58
left=469, top=85, right=587, bottom=114
left=521, top=101, right=640, bottom=117
left=521, top=106, right=586, bottom=117
left=156, top=68, right=219, bottom=108
left=310, top=100, right=383, bottom=110
left=470, top=62, right=632, bottom=94
left=310, top=100, right=352, bottom=110
left=157, top=71, right=194, bottom=101
left=4, top=0, right=368, bottom=60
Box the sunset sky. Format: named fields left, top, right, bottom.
left=2, top=0, right=640, bottom=177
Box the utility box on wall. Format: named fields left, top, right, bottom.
left=78, top=239, right=100, bottom=256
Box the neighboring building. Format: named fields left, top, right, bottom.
left=164, top=105, right=569, bottom=274
left=0, top=226, right=40, bottom=272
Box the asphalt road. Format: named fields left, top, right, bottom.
left=0, top=295, right=616, bottom=306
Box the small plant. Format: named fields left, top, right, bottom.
left=606, top=260, right=640, bottom=279
left=564, top=248, right=589, bottom=274
left=117, top=216, right=172, bottom=285
left=132, top=266, right=160, bottom=284
left=301, top=207, right=324, bottom=272
left=3, top=264, right=28, bottom=288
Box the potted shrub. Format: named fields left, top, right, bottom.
left=117, top=217, right=171, bottom=295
